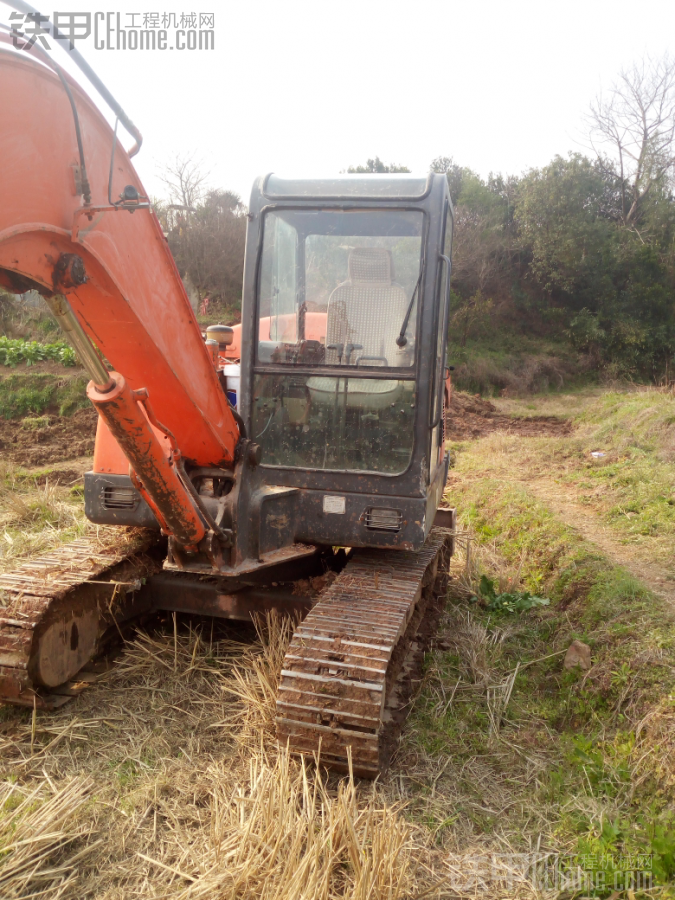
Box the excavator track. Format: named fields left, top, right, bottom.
left=0, top=533, right=161, bottom=709
left=276, top=530, right=451, bottom=777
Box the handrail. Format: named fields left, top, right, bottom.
left=0, top=0, right=142, bottom=156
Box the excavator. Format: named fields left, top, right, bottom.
left=0, top=3, right=455, bottom=776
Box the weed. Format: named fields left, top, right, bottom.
left=449, top=334, right=592, bottom=395
left=471, top=573, right=550, bottom=612
left=395, top=409, right=675, bottom=885
left=20, top=416, right=50, bottom=430
left=651, top=821, right=675, bottom=883
left=55, top=374, right=90, bottom=415
left=494, top=388, right=675, bottom=559
left=2, top=482, right=79, bottom=529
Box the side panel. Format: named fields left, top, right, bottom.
left=293, top=489, right=427, bottom=550
left=84, top=471, right=159, bottom=529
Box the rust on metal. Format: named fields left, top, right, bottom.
left=276, top=529, right=450, bottom=777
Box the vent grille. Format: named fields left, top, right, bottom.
left=103, top=487, right=138, bottom=510
left=364, top=507, right=402, bottom=532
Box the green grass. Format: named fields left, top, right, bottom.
left=0, top=372, right=89, bottom=418
left=403, top=427, right=675, bottom=895
left=20, top=416, right=50, bottom=430
left=490, top=389, right=675, bottom=563
left=0, top=475, right=87, bottom=565
left=196, top=303, right=241, bottom=329
left=451, top=330, right=574, bottom=362
left=569, top=392, right=675, bottom=540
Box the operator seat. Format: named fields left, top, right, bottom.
left=308, top=248, right=412, bottom=410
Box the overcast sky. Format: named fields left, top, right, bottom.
left=4, top=0, right=675, bottom=203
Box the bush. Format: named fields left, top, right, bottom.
left=452, top=353, right=576, bottom=395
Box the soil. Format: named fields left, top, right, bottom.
left=0, top=407, right=97, bottom=467
left=0, top=387, right=568, bottom=470
left=446, top=391, right=571, bottom=440
left=0, top=360, right=84, bottom=377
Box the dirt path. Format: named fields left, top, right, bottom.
left=446, top=390, right=675, bottom=605
left=520, top=475, right=675, bottom=606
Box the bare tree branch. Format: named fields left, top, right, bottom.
left=158, top=154, right=210, bottom=212
left=587, top=54, right=675, bottom=227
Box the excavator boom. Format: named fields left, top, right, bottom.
left=0, top=47, right=239, bottom=469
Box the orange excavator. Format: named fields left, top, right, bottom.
left=0, top=5, right=455, bottom=776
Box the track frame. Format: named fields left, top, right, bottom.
left=277, top=529, right=452, bottom=777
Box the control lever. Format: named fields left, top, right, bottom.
left=327, top=342, right=344, bottom=364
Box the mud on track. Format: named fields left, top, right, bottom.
left=0, top=407, right=97, bottom=467
left=446, top=391, right=571, bottom=440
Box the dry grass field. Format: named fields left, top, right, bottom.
left=2, top=380, right=675, bottom=898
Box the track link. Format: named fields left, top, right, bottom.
left=276, top=530, right=451, bottom=777
left=0, top=533, right=160, bottom=708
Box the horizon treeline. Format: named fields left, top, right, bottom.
left=431, top=148, right=675, bottom=381
left=158, top=56, right=675, bottom=383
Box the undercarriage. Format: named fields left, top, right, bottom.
left=0, top=522, right=454, bottom=775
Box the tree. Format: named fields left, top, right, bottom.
left=437, top=163, right=516, bottom=297
left=516, top=153, right=675, bottom=377
left=449, top=289, right=494, bottom=347
left=159, top=154, right=209, bottom=212
left=515, top=154, right=616, bottom=301
left=429, top=156, right=465, bottom=205
left=156, top=158, right=247, bottom=313
left=346, top=156, right=410, bottom=173
left=429, top=158, right=519, bottom=347
left=588, top=55, right=675, bottom=230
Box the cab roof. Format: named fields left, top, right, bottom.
left=261, top=173, right=433, bottom=201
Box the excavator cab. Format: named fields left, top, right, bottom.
left=240, top=173, right=454, bottom=551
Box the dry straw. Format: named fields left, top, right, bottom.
left=0, top=613, right=427, bottom=899
left=0, top=777, right=99, bottom=899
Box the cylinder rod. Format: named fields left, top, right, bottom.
left=44, top=294, right=114, bottom=391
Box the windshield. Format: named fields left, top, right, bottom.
left=257, top=209, right=424, bottom=369
left=253, top=208, right=423, bottom=474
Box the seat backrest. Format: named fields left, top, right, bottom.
left=324, top=248, right=409, bottom=366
